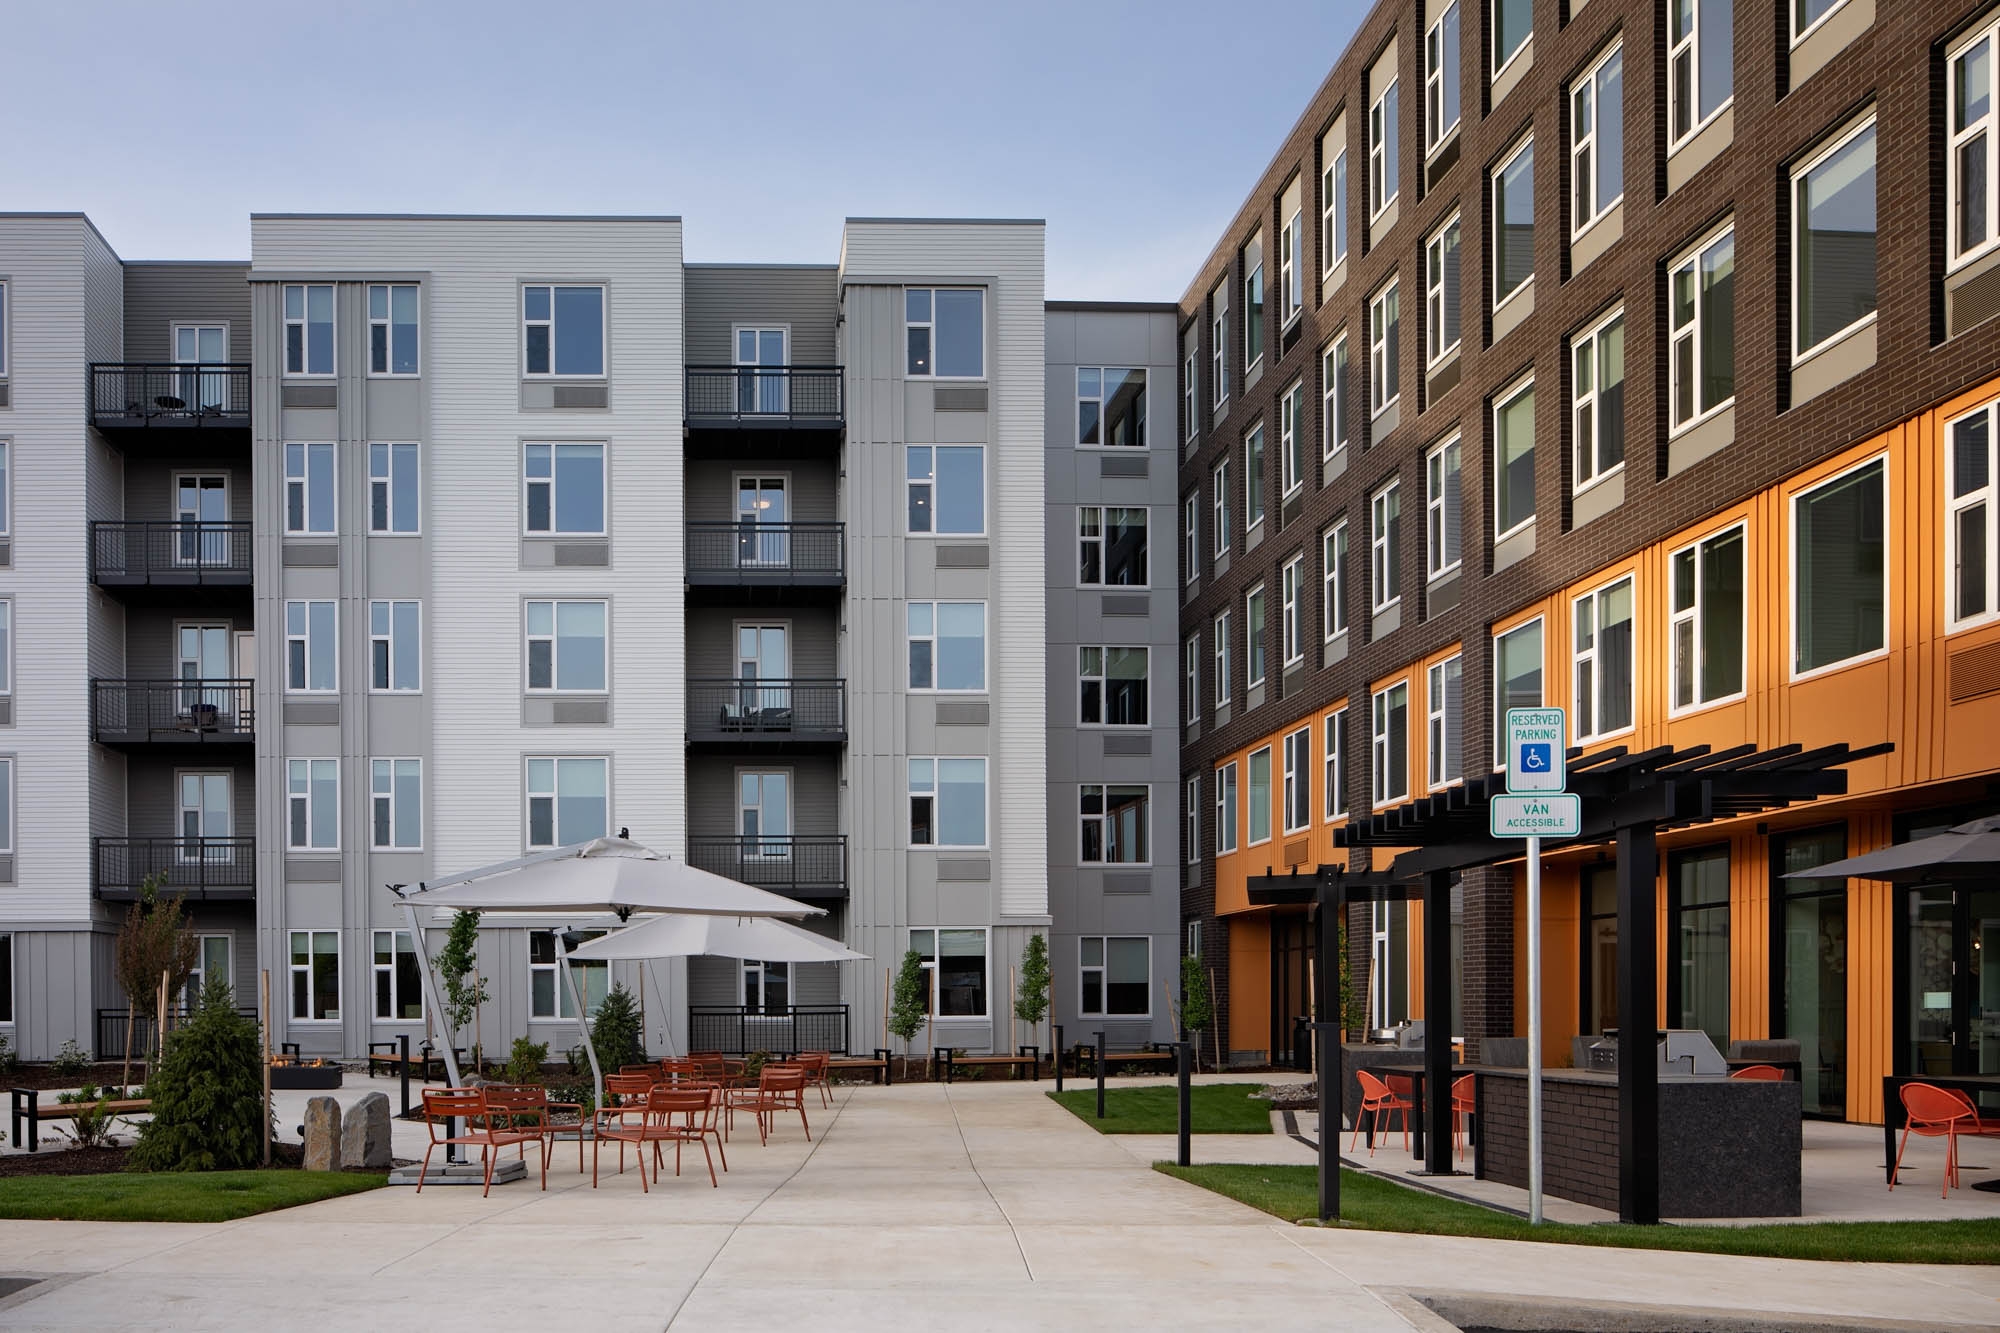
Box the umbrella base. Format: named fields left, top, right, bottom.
left=387, top=1159, right=530, bottom=1188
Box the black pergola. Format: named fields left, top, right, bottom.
left=1249, top=738, right=1891, bottom=1223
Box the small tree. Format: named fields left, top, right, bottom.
left=1179, top=955, right=1214, bottom=1070
left=127, top=976, right=269, bottom=1172
left=501, top=1036, right=549, bottom=1085
left=886, top=951, right=928, bottom=1071
left=1013, top=934, right=1051, bottom=1053
left=589, top=983, right=645, bottom=1074
left=435, top=910, right=489, bottom=1067
left=113, top=873, right=199, bottom=1086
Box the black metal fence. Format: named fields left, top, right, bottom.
left=90, top=363, right=252, bottom=426
left=685, top=365, right=843, bottom=424
left=95, top=1005, right=261, bottom=1062
left=686, top=522, right=845, bottom=582
left=90, top=521, right=254, bottom=584
left=689, top=1005, right=850, bottom=1056
left=92, top=679, right=254, bottom=742
left=687, top=678, right=846, bottom=740
left=686, top=835, right=847, bottom=899
left=93, top=837, right=256, bottom=901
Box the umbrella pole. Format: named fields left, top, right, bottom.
left=562, top=950, right=604, bottom=1111
left=401, top=903, right=463, bottom=1087
left=644, top=959, right=678, bottom=1059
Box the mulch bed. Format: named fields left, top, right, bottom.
left=3, top=1064, right=143, bottom=1092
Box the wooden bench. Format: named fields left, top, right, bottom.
left=365, top=1041, right=462, bottom=1083
left=10, top=1088, right=151, bottom=1152
left=825, top=1048, right=895, bottom=1086
left=937, top=1046, right=1042, bottom=1084
left=1065, top=1044, right=1178, bottom=1076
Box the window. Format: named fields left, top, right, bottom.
left=1793, top=456, right=1886, bottom=675
left=371, top=758, right=423, bottom=850
left=1493, top=0, right=1531, bottom=74
left=1668, top=0, right=1733, bottom=151
left=1244, top=235, right=1266, bottom=372
left=1670, top=225, right=1736, bottom=431
left=367, top=284, right=419, bottom=375
left=1245, top=585, right=1267, bottom=686
left=1951, top=20, right=1999, bottom=267
left=0, top=441, right=10, bottom=536
left=1078, top=367, right=1148, bottom=447
left=1280, top=380, right=1306, bottom=496
left=187, top=935, right=231, bottom=1007
left=529, top=929, right=608, bottom=1019
left=287, top=758, right=338, bottom=851
left=369, top=442, right=420, bottom=533
left=1572, top=45, right=1625, bottom=237
left=1426, top=215, right=1461, bottom=366
left=1369, top=76, right=1399, bottom=218
left=1426, top=435, right=1462, bottom=580
left=1079, top=646, right=1149, bottom=726
left=1793, top=118, right=1877, bottom=361
left=524, top=443, right=606, bottom=535
left=1324, top=521, right=1349, bottom=637
left=284, top=600, right=336, bottom=692
left=1215, top=761, right=1239, bottom=853
left=1281, top=199, right=1305, bottom=326
left=908, top=602, right=987, bottom=691
left=1949, top=403, right=1999, bottom=629
left=1184, top=494, right=1199, bottom=585
left=1324, top=334, right=1351, bottom=457
left=526, top=756, right=609, bottom=848
left=0, top=602, right=11, bottom=696
left=1494, top=137, right=1535, bottom=305
left=1183, top=337, right=1199, bottom=442
left=1427, top=1, right=1461, bottom=152
left=1247, top=746, right=1273, bottom=846
left=1185, top=775, right=1200, bottom=861
left=1672, top=847, right=1732, bottom=1054
left=1427, top=655, right=1463, bottom=790
left=522, top=285, right=605, bottom=377
left=906, top=444, right=984, bottom=535
left=283, top=284, right=334, bottom=376
left=1573, top=575, right=1635, bottom=741
left=742, top=959, right=790, bottom=1014
left=1372, top=681, right=1410, bottom=807
left=1283, top=727, right=1312, bottom=833
left=1079, top=937, right=1150, bottom=1018
left=905, top=288, right=984, bottom=378
left=909, top=928, right=988, bottom=1017
left=1671, top=524, right=1746, bottom=711
left=283, top=442, right=335, bottom=534
left=372, top=930, right=423, bottom=1020
left=369, top=600, right=421, bottom=692
left=1493, top=618, right=1545, bottom=766
left=1325, top=707, right=1349, bottom=818
left=1245, top=424, right=1266, bottom=530
left=1371, top=481, right=1401, bottom=612
left=1211, top=280, right=1229, bottom=410
left=1185, top=634, right=1200, bottom=723
left=1794, top=0, right=1847, bottom=43
left=908, top=758, right=987, bottom=848
left=1324, top=148, right=1350, bottom=272
left=1214, top=609, right=1232, bottom=704
left=0, top=759, right=13, bottom=854
left=1370, top=280, right=1400, bottom=418
left=289, top=930, right=339, bottom=1021
left=525, top=600, right=607, bottom=692
left=1494, top=377, right=1536, bottom=537
left=1078, top=507, right=1147, bottom=587
left=1572, top=309, right=1626, bottom=492
left=1080, top=785, right=1151, bottom=864
left=1213, top=458, right=1231, bottom=555
left=1281, top=554, right=1305, bottom=665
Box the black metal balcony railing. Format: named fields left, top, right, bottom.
left=95, top=1005, right=260, bottom=1063
left=689, top=1005, right=850, bottom=1056
left=687, top=835, right=847, bottom=899
left=90, top=363, right=251, bottom=428
left=687, top=678, right=846, bottom=742
left=90, top=521, right=254, bottom=586
left=92, top=679, right=254, bottom=744
left=93, top=836, right=255, bottom=901
left=685, top=365, right=842, bottom=426
left=686, top=522, right=845, bottom=585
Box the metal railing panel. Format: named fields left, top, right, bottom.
left=90, top=363, right=252, bottom=425
left=686, top=679, right=846, bottom=739
left=89, top=521, right=253, bottom=583
left=685, top=522, right=845, bottom=581
left=684, top=365, right=843, bottom=424
left=685, top=835, right=847, bottom=898
left=92, top=837, right=256, bottom=900
left=92, top=679, right=255, bottom=740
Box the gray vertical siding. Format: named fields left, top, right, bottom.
left=683, top=265, right=838, bottom=364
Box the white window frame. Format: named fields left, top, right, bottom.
left=1245, top=245, right=1266, bottom=377
left=1426, top=434, right=1462, bottom=582
left=371, top=930, right=424, bottom=1022
left=370, top=757, right=423, bottom=851
left=907, top=757, right=990, bottom=850
left=1793, top=0, right=1851, bottom=46
left=524, top=599, right=609, bottom=694
left=521, top=284, right=607, bottom=378
left=283, top=441, right=336, bottom=535
left=1244, top=423, right=1266, bottom=532
left=1668, top=522, right=1749, bottom=715
left=1214, top=609, right=1233, bottom=705
left=1077, top=505, right=1148, bottom=589
left=1076, top=366, right=1148, bottom=449
left=1572, top=307, right=1626, bottom=495
left=1791, top=116, right=1878, bottom=363
left=1369, top=77, right=1400, bottom=220
left=289, top=930, right=339, bottom=1023
left=1492, top=0, right=1532, bottom=78
left=1493, top=375, right=1537, bottom=541
left=0, top=757, right=14, bottom=856
left=1571, top=43, right=1625, bottom=240
left=525, top=756, right=610, bottom=850
left=282, top=284, right=335, bottom=378
left=1211, top=282, right=1230, bottom=411
left=1790, top=454, right=1891, bottom=681
left=1185, top=775, right=1201, bottom=863
left=287, top=758, right=339, bottom=852
left=1280, top=203, right=1304, bottom=327
left=368, top=599, right=422, bottom=693
left=366, top=283, right=420, bottom=377
left=1668, top=0, right=1733, bottom=154
left=1425, top=213, right=1462, bottom=367
left=1282, top=726, right=1312, bottom=835
left=1077, top=646, right=1149, bottom=728
left=1281, top=554, right=1305, bottom=666
left=905, top=601, right=988, bottom=694
left=1323, top=333, right=1350, bottom=459
left=1426, top=0, right=1462, bottom=155
left=1426, top=654, right=1464, bottom=792
left=523, top=441, right=608, bottom=537
left=1492, top=615, right=1545, bottom=768
left=1324, top=148, right=1350, bottom=275
left=904, top=443, right=987, bottom=538
left=904, top=288, right=986, bottom=380
left=1215, top=761, right=1239, bottom=854
left=1369, top=279, right=1400, bottom=419
left=1246, top=744, right=1274, bottom=847
left=1371, top=480, right=1401, bottom=614
left=368, top=441, right=420, bottom=535
left=1280, top=379, right=1305, bottom=497
left=1371, top=680, right=1410, bottom=810
left=1245, top=584, right=1268, bottom=687
left=1324, top=520, right=1349, bottom=639
left=1325, top=706, right=1349, bottom=819
left=284, top=600, right=337, bottom=694
left=1213, top=457, right=1231, bottom=556
left=1493, top=135, right=1536, bottom=310
left=1950, top=18, right=2000, bottom=271
left=1079, top=936, right=1153, bottom=1018
left=1573, top=574, right=1637, bottom=743
left=528, top=929, right=607, bottom=1020
left=1668, top=222, right=1736, bottom=435
left=1183, top=338, right=1199, bottom=443
left=1078, top=785, right=1152, bottom=867
left=1947, top=402, right=2000, bottom=632
left=1185, top=633, right=1201, bottom=723
left=1184, top=493, right=1199, bottom=585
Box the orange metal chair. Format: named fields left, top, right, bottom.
left=1730, top=1064, right=1784, bottom=1081
left=647, top=1085, right=726, bottom=1187
left=731, top=1065, right=812, bottom=1145
left=1450, top=1074, right=1477, bottom=1161
left=417, top=1087, right=545, bottom=1196
left=796, top=1051, right=833, bottom=1108
left=1891, top=1082, right=1999, bottom=1197
left=1349, top=1070, right=1412, bottom=1157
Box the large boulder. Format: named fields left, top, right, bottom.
left=303, top=1095, right=343, bottom=1171
left=339, top=1092, right=393, bottom=1169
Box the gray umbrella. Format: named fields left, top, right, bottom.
left=1783, top=814, right=2000, bottom=883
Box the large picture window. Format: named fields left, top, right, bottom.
left=522, top=285, right=605, bottom=377
left=1426, top=655, right=1463, bottom=790
left=289, top=930, right=339, bottom=1021
left=1949, top=402, right=1999, bottom=630
left=1080, top=785, right=1150, bottom=864
left=1078, top=367, right=1148, bottom=448
left=1670, top=524, right=1746, bottom=711
left=1492, top=0, right=1531, bottom=75
left=1793, top=457, right=1885, bottom=675
left=1793, top=118, right=1877, bottom=361
left=908, top=601, right=987, bottom=692
left=906, top=445, right=984, bottom=535
left=1573, top=576, right=1635, bottom=741
left=524, top=443, right=606, bottom=536
left=525, top=600, right=607, bottom=693
left=1951, top=19, right=2000, bottom=268
left=1283, top=726, right=1312, bottom=834
left=372, top=930, right=424, bottom=1020
left=1669, top=225, right=1735, bottom=433
left=529, top=929, right=607, bottom=1019
left=910, top=928, right=988, bottom=1017
left=1247, top=746, right=1273, bottom=846
left=283, top=284, right=334, bottom=377
left=1080, top=937, right=1150, bottom=1017
left=906, top=288, right=984, bottom=378
left=1427, top=1, right=1461, bottom=152
left=526, top=756, right=608, bottom=848
left=909, top=758, right=987, bottom=848
left=1079, top=646, right=1149, bottom=726
left=1215, top=761, right=1238, bottom=854
left=1669, top=0, right=1734, bottom=152
left=367, top=284, right=420, bottom=376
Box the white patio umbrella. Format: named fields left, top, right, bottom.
left=570, top=913, right=868, bottom=963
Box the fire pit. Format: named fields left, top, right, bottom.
left=269, top=1057, right=343, bottom=1090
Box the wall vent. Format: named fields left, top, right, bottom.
left=1948, top=639, right=2000, bottom=702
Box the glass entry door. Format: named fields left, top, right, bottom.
left=735, top=476, right=790, bottom=567
left=1775, top=828, right=1849, bottom=1117
left=178, top=623, right=232, bottom=720
left=1906, top=883, right=2000, bottom=1078
left=735, top=327, right=788, bottom=414
left=736, top=624, right=790, bottom=716
left=178, top=772, right=231, bottom=862
left=175, top=474, right=229, bottom=566
left=738, top=771, right=791, bottom=860
left=173, top=324, right=228, bottom=411
left=187, top=934, right=233, bottom=1007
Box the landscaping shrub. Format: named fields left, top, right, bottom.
left=501, top=1036, right=549, bottom=1085
left=0, top=1034, right=16, bottom=1074
left=127, top=976, right=270, bottom=1173
left=51, top=1040, right=90, bottom=1079
left=588, top=983, right=644, bottom=1074
left=62, top=1095, right=120, bottom=1149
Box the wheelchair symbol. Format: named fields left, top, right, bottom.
left=1520, top=744, right=1551, bottom=772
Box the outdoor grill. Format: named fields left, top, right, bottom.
left=1587, top=1029, right=1728, bottom=1078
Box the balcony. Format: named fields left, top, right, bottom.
left=687, top=679, right=846, bottom=748
left=90, top=522, right=253, bottom=593
left=686, top=522, right=844, bottom=603
left=685, top=365, right=842, bottom=457
left=688, top=1005, right=850, bottom=1056
left=92, top=679, right=254, bottom=746
left=93, top=836, right=255, bottom=902
left=90, top=364, right=251, bottom=433
left=686, top=835, right=846, bottom=902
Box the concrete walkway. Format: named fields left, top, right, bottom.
left=0, top=1078, right=1995, bottom=1331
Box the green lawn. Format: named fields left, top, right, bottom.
left=1155, top=1163, right=2000, bottom=1265
left=1048, top=1083, right=1273, bottom=1135
left=0, top=1171, right=386, bottom=1223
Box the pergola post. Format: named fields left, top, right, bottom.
left=1615, top=823, right=1660, bottom=1224
left=1314, top=873, right=1343, bottom=1221
left=1422, top=868, right=1455, bottom=1175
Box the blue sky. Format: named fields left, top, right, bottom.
left=13, top=1, right=1361, bottom=300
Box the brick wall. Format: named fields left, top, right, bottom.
left=1478, top=1071, right=1621, bottom=1213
